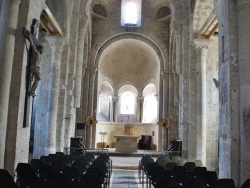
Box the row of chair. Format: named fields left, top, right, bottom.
left=139, top=155, right=250, bottom=188
left=0, top=151, right=112, bottom=188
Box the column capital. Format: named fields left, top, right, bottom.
left=46, top=37, right=67, bottom=53
left=111, top=96, right=119, bottom=103
left=193, top=39, right=213, bottom=49
left=137, top=96, right=144, bottom=100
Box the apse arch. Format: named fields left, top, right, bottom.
left=93, top=33, right=166, bottom=71
left=97, top=38, right=161, bottom=97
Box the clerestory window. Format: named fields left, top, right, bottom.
left=121, top=0, right=142, bottom=27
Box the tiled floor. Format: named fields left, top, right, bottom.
left=110, top=169, right=143, bottom=188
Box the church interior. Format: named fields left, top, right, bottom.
left=0, top=0, right=250, bottom=187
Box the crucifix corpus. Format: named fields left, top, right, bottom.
left=22, top=19, right=43, bottom=96
left=22, top=19, right=43, bottom=127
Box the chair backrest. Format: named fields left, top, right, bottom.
left=40, top=156, right=52, bottom=165
left=86, top=167, right=105, bottom=184
left=138, top=135, right=152, bottom=150
left=0, top=169, right=13, bottom=179
left=17, top=171, right=39, bottom=188
left=201, top=171, right=218, bottom=186
left=46, top=172, right=68, bottom=183
left=188, top=177, right=208, bottom=188
left=193, top=167, right=207, bottom=178
left=0, top=178, right=19, bottom=188
left=51, top=160, right=67, bottom=173
left=216, top=178, right=236, bottom=188
left=72, top=162, right=88, bottom=175
left=193, top=159, right=203, bottom=167
left=66, top=155, right=76, bottom=164
left=141, top=158, right=154, bottom=168
left=56, top=152, right=65, bottom=157
left=30, top=159, right=44, bottom=173
left=48, top=154, right=59, bottom=161
left=184, top=162, right=196, bottom=172
left=164, top=162, right=177, bottom=172
left=38, top=165, right=55, bottom=181
left=151, top=170, right=171, bottom=185
left=15, top=163, right=35, bottom=177
left=85, top=153, right=95, bottom=162
left=241, top=179, right=250, bottom=188
left=178, top=171, right=194, bottom=186
left=80, top=173, right=102, bottom=188
left=46, top=172, right=68, bottom=188
left=156, top=176, right=180, bottom=188
left=176, top=158, right=187, bottom=166
left=171, top=166, right=186, bottom=178
left=62, top=166, right=81, bottom=182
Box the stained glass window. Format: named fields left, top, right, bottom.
left=121, top=0, right=142, bottom=27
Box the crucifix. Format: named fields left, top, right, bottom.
left=22, top=19, right=43, bottom=127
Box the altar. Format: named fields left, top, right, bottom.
left=114, top=135, right=140, bottom=153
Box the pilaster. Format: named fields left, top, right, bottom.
left=194, top=39, right=214, bottom=168
left=237, top=0, right=250, bottom=184
left=0, top=0, right=21, bottom=168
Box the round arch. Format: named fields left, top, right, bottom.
left=93, top=33, right=165, bottom=71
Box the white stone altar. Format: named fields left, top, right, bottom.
left=114, top=135, right=140, bottom=152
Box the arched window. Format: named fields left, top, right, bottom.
left=120, top=91, right=135, bottom=114
left=121, top=0, right=142, bottom=27
left=143, top=95, right=157, bottom=123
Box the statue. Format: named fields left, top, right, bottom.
left=22, top=19, right=43, bottom=96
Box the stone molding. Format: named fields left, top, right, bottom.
left=193, top=39, right=213, bottom=49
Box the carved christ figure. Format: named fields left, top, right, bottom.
left=23, top=19, right=43, bottom=96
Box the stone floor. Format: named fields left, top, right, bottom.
left=108, top=155, right=155, bottom=188
left=110, top=169, right=143, bottom=188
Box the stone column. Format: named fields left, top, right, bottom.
left=170, top=37, right=179, bottom=140
left=45, top=37, right=65, bottom=154
left=74, top=17, right=87, bottom=108
left=173, top=23, right=182, bottom=137
left=161, top=71, right=170, bottom=150
left=0, top=0, right=21, bottom=168
left=238, top=0, right=250, bottom=184
left=85, top=67, right=96, bottom=148
left=168, top=73, right=177, bottom=141
left=109, top=96, right=114, bottom=122
left=113, top=96, right=119, bottom=122
left=179, top=22, right=190, bottom=154
left=188, top=45, right=198, bottom=160
left=82, top=66, right=89, bottom=120
left=194, top=39, right=213, bottom=166
left=136, top=97, right=144, bottom=122
left=87, top=67, right=97, bottom=116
